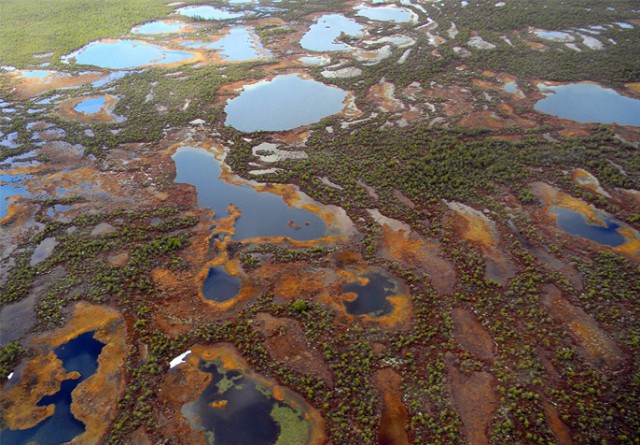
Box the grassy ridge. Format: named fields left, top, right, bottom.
left=0, top=0, right=199, bottom=67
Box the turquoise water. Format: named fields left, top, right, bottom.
left=21, top=70, right=51, bottom=79
left=224, top=74, right=347, bottom=132
left=535, top=83, right=640, bottom=126
left=0, top=332, right=105, bottom=445
left=74, top=97, right=106, bottom=114
left=342, top=273, right=396, bottom=317
left=202, top=266, right=241, bottom=302
left=183, top=27, right=270, bottom=61
left=355, top=6, right=415, bottom=23
left=132, top=20, right=191, bottom=34
left=300, top=14, right=364, bottom=52
left=177, top=5, right=243, bottom=20
left=62, top=40, right=195, bottom=69
left=550, top=207, right=626, bottom=247
left=172, top=146, right=326, bottom=241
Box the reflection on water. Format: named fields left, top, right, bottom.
left=182, top=27, right=270, bottom=61
left=224, top=74, right=347, bottom=132
left=62, top=40, right=196, bottom=69
left=202, top=266, right=241, bottom=302
left=550, top=206, right=626, bottom=247
left=300, top=14, right=364, bottom=52
left=0, top=332, right=105, bottom=445
left=535, top=82, right=640, bottom=126
left=173, top=146, right=326, bottom=240
left=177, top=5, right=243, bottom=20
left=355, top=6, right=415, bottom=23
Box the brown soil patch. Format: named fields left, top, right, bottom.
left=542, top=285, right=625, bottom=369
left=373, top=368, right=409, bottom=445
left=5, top=71, right=105, bottom=99
left=446, top=353, right=498, bottom=445
left=458, top=110, right=536, bottom=130
left=543, top=400, right=573, bottom=445
left=254, top=313, right=333, bottom=386
left=452, top=307, right=495, bottom=361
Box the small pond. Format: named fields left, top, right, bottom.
left=533, top=30, right=574, bottom=41
left=355, top=6, right=416, bottom=23
left=62, top=40, right=196, bottom=69
left=173, top=146, right=326, bottom=241
left=0, top=332, right=105, bottom=445
left=132, top=20, right=192, bottom=34
left=177, top=5, right=244, bottom=20
left=201, top=266, right=241, bottom=302
left=181, top=359, right=312, bottom=445
left=535, top=83, right=640, bottom=126
left=1, top=174, right=29, bottom=220
left=342, top=272, right=396, bottom=317
left=182, top=27, right=270, bottom=61
left=73, top=97, right=106, bottom=114
left=503, top=81, right=522, bottom=95
left=550, top=207, right=626, bottom=247
left=300, top=14, right=364, bottom=52
left=224, top=74, right=347, bottom=132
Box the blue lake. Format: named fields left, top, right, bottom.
left=202, top=266, right=241, bottom=302
left=535, top=83, right=640, bottom=126
left=183, top=27, right=270, bottom=61
left=132, top=20, right=191, bottom=34
left=177, top=5, right=243, bottom=20
left=74, top=97, right=106, bottom=114
left=0, top=332, right=105, bottom=445
left=224, top=74, right=347, bottom=132
left=550, top=206, right=626, bottom=247
left=173, top=146, right=326, bottom=241
left=300, top=14, right=364, bottom=52
left=355, top=6, right=415, bottom=23
left=342, top=272, right=396, bottom=317
left=62, top=40, right=196, bottom=69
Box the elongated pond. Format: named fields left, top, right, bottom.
left=300, top=14, right=364, bottom=52
left=1, top=332, right=105, bottom=445
left=550, top=207, right=626, bottom=247
left=535, top=83, right=640, bottom=126
left=173, top=146, right=326, bottom=240
left=182, top=27, right=270, bottom=61
left=355, top=6, right=416, bottom=23
left=177, top=5, right=243, bottom=20
left=132, top=20, right=193, bottom=34
left=62, top=40, right=196, bottom=69
left=224, top=74, right=347, bottom=132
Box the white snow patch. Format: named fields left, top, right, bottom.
left=170, top=350, right=192, bottom=368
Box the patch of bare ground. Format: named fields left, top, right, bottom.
left=451, top=307, right=495, bottom=361
left=543, top=400, right=573, bottom=445
left=253, top=313, right=333, bottom=386
left=445, top=353, right=498, bottom=445
left=541, top=285, right=625, bottom=369
left=373, top=368, right=409, bottom=445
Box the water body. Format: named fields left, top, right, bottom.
left=1, top=332, right=105, bottom=445
left=177, top=5, right=243, bottom=20
left=535, top=83, right=640, bottom=126
left=533, top=30, right=574, bottom=41
left=20, top=70, right=51, bottom=80
left=224, top=74, right=347, bottom=132
left=182, top=359, right=306, bottom=445
left=300, top=14, right=364, bottom=52
left=1, top=174, right=29, bottom=220
left=342, top=273, right=396, bottom=317
left=355, top=6, right=415, bottom=23
left=550, top=207, right=626, bottom=247
left=298, top=55, right=330, bottom=65
left=132, top=20, right=191, bottom=34
left=202, top=266, right=241, bottom=302
left=74, top=97, right=106, bottom=114
left=503, top=81, right=522, bottom=95
left=183, top=28, right=270, bottom=61
left=62, top=40, right=196, bottom=69
left=173, top=146, right=326, bottom=240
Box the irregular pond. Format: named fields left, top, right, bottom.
left=300, top=14, right=364, bottom=52
left=503, top=81, right=522, bottom=95
left=182, top=27, right=270, bottom=61
left=132, top=20, right=193, bottom=34
left=355, top=6, right=416, bottom=23
left=224, top=74, right=347, bottom=132
left=1, top=174, right=29, bottom=220
left=550, top=207, right=626, bottom=247
left=173, top=146, right=326, bottom=241
left=62, top=40, right=197, bottom=69
left=177, top=5, right=244, bottom=20
left=535, top=83, right=640, bottom=126
left=73, top=97, right=106, bottom=114
left=181, top=358, right=314, bottom=445
left=342, top=272, right=396, bottom=317
left=202, top=266, right=241, bottom=302
left=1, top=332, right=105, bottom=445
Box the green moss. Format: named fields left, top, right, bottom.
left=271, top=404, right=310, bottom=445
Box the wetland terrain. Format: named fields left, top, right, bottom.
left=1, top=0, right=640, bottom=444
